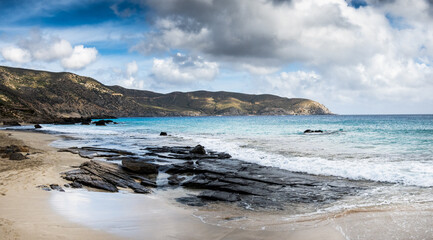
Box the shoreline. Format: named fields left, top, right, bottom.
left=0, top=130, right=347, bottom=240
left=1, top=129, right=433, bottom=239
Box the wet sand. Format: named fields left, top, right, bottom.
left=1, top=130, right=433, bottom=239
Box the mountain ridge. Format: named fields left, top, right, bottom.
left=0, top=65, right=332, bottom=123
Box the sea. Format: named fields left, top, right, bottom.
left=40, top=114, right=433, bottom=187
left=5, top=114, right=433, bottom=237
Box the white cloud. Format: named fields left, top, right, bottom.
left=126, top=60, right=138, bottom=76
left=122, top=61, right=140, bottom=88
left=1, top=31, right=98, bottom=70
left=1, top=46, right=31, bottom=63
left=31, top=39, right=73, bottom=61
left=137, top=0, right=433, bottom=113
left=151, top=53, right=218, bottom=85
left=61, top=45, right=98, bottom=70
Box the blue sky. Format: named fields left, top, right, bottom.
left=1, top=0, right=433, bottom=114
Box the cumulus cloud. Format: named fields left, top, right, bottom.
left=1, top=46, right=31, bottom=63
left=18, top=32, right=73, bottom=61
left=61, top=45, right=98, bottom=70
left=1, top=31, right=98, bottom=70
left=135, top=0, right=433, bottom=113
left=150, top=53, right=218, bottom=85
left=122, top=60, right=140, bottom=87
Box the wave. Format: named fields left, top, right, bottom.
left=185, top=134, right=433, bottom=187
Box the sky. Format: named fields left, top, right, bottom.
left=1, top=0, right=433, bottom=114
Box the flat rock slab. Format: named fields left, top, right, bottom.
left=145, top=146, right=375, bottom=210
left=62, top=160, right=153, bottom=193
left=60, top=144, right=377, bottom=211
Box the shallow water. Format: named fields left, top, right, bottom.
left=41, top=115, right=433, bottom=186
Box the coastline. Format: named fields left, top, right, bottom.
left=1, top=129, right=433, bottom=239
left=0, top=130, right=118, bottom=240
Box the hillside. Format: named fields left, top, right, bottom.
left=0, top=66, right=332, bottom=123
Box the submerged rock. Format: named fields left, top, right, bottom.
left=304, top=129, right=323, bottom=134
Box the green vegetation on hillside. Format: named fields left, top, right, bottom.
left=0, top=66, right=332, bottom=122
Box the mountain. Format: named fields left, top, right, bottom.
left=0, top=66, right=332, bottom=123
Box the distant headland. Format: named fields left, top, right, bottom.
left=0, top=65, right=332, bottom=123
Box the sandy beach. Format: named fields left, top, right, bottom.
left=1, top=130, right=433, bottom=240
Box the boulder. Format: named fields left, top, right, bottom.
left=70, top=181, right=83, bottom=188
left=94, top=120, right=106, bottom=126
left=34, top=124, right=42, bottom=129
left=50, top=184, right=65, bottom=192
left=9, top=152, right=26, bottom=160
left=190, top=145, right=206, bottom=155
left=122, top=158, right=159, bottom=174
left=160, top=132, right=168, bottom=136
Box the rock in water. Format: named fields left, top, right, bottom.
left=94, top=120, right=106, bottom=126
left=34, top=124, right=42, bottom=129
left=50, top=184, right=65, bottom=192
left=190, top=145, right=206, bottom=155
left=304, top=129, right=323, bottom=134
left=9, top=152, right=26, bottom=160
left=160, top=132, right=168, bottom=136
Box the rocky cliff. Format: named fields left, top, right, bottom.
left=0, top=66, right=332, bottom=123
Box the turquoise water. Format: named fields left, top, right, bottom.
left=39, top=115, right=433, bottom=186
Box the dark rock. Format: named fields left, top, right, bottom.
left=36, top=185, right=51, bottom=191
left=62, top=147, right=135, bottom=159
left=176, top=196, right=207, bottom=207
left=198, top=190, right=240, bottom=202
left=94, top=120, right=106, bottom=126
left=160, top=132, right=168, bottom=136
left=168, top=175, right=186, bottom=185
left=140, top=179, right=157, bottom=188
left=70, top=181, right=83, bottom=188
left=62, top=160, right=151, bottom=194
left=2, top=121, right=20, bottom=126
left=34, top=124, right=42, bottom=129
left=217, top=152, right=232, bottom=159
left=64, top=184, right=70, bottom=188
left=304, top=129, right=323, bottom=134
left=9, top=152, right=26, bottom=160
left=81, top=122, right=90, bottom=125
left=161, top=153, right=369, bottom=209
left=190, top=145, right=206, bottom=155
left=63, top=168, right=118, bottom=192
left=50, top=184, right=65, bottom=192
left=92, top=119, right=114, bottom=126
left=122, top=158, right=159, bottom=174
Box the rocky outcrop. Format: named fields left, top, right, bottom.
left=62, top=160, right=153, bottom=193
left=60, top=144, right=373, bottom=210
left=0, top=144, right=29, bottom=160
